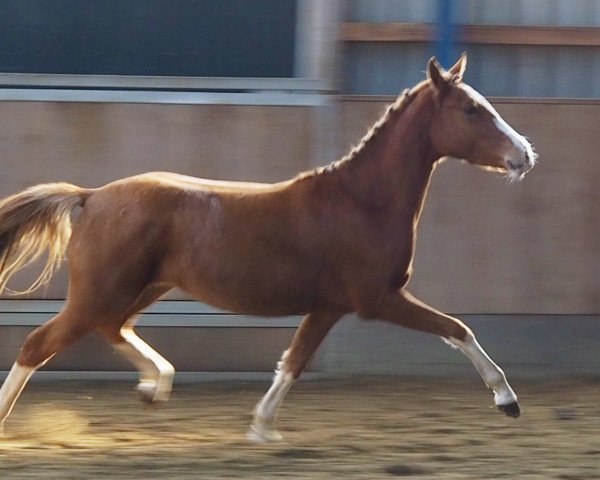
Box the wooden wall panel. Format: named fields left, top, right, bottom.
left=0, top=102, right=316, bottom=298
left=0, top=102, right=314, bottom=189
left=1, top=99, right=598, bottom=313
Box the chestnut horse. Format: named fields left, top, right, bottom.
left=0, top=55, right=535, bottom=441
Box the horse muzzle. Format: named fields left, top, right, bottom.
left=505, top=144, right=537, bottom=182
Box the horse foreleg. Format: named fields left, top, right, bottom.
left=248, top=311, right=342, bottom=443
left=0, top=310, right=90, bottom=432
left=378, top=290, right=520, bottom=418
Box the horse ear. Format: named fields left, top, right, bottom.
left=427, top=57, right=449, bottom=96
left=448, top=52, right=467, bottom=82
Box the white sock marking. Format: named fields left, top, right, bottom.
left=248, top=350, right=294, bottom=442
left=0, top=362, right=38, bottom=430
left=444, top=334, right=518, bottom=406
left=115, top=331, right=175, bottom=402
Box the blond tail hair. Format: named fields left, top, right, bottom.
left=0, top=183, right=91, bottom=295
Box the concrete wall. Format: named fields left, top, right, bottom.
left=342, top=0, right=600, bottom=97
left=345, top=0, right=600, bottom=26
left=343, top=44, right=600, bottom=97
left=342, top=1, right=600, bottom=97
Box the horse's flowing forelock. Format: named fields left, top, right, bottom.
left=0, top=184, right=87, bottom=295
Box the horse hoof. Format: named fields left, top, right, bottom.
left=246, top=424, right=284, bottom=444
left=498, top=401, right=521, bottom=418
left=137, top=382, right=170, bottom=405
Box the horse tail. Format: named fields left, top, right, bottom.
left=0, top=183, right=92, bottom=295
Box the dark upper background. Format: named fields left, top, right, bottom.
left=0, top=0, right=297, bottom=77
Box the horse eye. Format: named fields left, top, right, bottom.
left=465, top=104, right=478, bottom=115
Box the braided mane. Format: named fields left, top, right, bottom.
left=301, top=80, right=429, bottom=179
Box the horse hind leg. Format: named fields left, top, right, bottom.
left=98, top=322, right=175, bottom=404
left=248, top=311, right=342, bottom=443
left=96, top=286, right=175, bottom=405
left=0, top=365, right=36, bottom=435
left=0, top=309, right=91, bottom=432
left=121, top=327, right=174, bottom=404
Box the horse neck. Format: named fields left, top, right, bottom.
left=336, top=88, right=439, bottom=222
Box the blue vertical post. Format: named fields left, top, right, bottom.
left=436, top=0, right=455, bottom=68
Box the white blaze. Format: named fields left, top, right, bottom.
left=461, top=84, right=536, bottom=180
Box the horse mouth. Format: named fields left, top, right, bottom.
left=505, top=154, right=536, bottom=182
left=506, top=163, right=527, bottom=183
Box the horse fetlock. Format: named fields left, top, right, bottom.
left=137, top=381, right=158, bottom=403
left=137, top=380, right=171, bottom=404
left=491, top=381, right=520, bottom=418
left=248, top=401, right=282, bottom=442
left=493, top=383, right=518, bottom=406
left=247, top=418, right=283, bottom=443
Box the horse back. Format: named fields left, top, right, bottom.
left=70, top=172, right=328, bottom=315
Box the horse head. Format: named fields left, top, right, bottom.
left=428, top=54, right=537, bottom=181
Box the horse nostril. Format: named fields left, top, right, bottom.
left=506, top=160, right=518, bottom=170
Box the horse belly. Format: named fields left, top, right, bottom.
left=183, top=267, right=317, bottom=316
left=171, top=242, right=320, bottom=316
